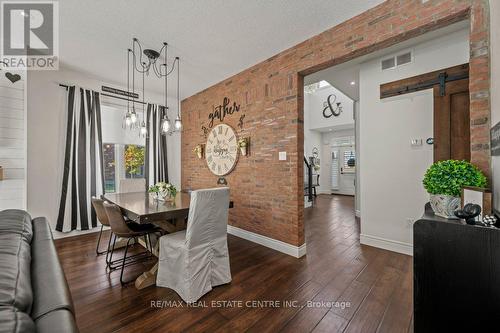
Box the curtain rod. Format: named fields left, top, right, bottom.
left=58, top=83, right=148, bottom=105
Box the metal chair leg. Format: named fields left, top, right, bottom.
left=95, top=225, right=106, bottom=256
left=107, top=233, right=117, bottom=269
left=105, top=232, right=114, bottom=266
left=120, top=237, right=134, bottom=285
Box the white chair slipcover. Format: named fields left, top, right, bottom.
left=156, top=187, right=231, bottom=303
left=119, top=178, right=146, bottom=193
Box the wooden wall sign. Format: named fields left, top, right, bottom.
left=201, top=97, right=245, bottom=137
left=208, top=97, right=241, bottom=128
left=102, top=85, right=139, bottom=99
left=491, top=121, right=500, bottom=156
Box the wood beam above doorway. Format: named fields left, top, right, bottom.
left=379, top=63, right=469, bottom=99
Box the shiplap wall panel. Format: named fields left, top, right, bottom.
left=0, top=96, right=23, bottom=109
left=0, top=107, right=23, bottom=119
left=0, top=86, right=23, bottom=100
left=0, top=118, right=23, bottom=129
left=3, top=169, right=23, bottom=179
left=0, top=73, right=25, bottom=209
left=0, top=127, right=23, bottom=139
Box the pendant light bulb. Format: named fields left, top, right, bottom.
left=130, top=110, right=137, bottom=124
left=139, top=122, right=148, bottom=137
left=125, top=113, right=132, bottom=127
left=161, top=117, right=171, bottom=134
left=174, top=115, right=182, bottom=131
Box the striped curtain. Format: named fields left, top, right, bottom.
left=56, top=86, right=104, bottom=232
left=145, top=103, right=169, bottom=187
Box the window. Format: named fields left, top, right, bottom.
left=103, top=144, right=116, bottom=192
left=343, top=150, right=356, bottom=173
left=102, top=143, right=145, bottom=193
left=100, top=103, right=147, bottom=193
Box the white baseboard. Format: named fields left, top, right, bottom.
left=355, top=210, right=361, bottom=218
left=360, top=234, right=413, bottom=256
left=227, top=225, right=306, bottom=258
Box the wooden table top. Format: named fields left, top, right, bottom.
left=103, top=191, right=191, bottom=223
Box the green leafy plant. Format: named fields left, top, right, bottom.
left=423, top=160, right=487, bottom=197
left=148, top=182, right=177, bottom=198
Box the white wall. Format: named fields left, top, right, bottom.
left=306, top=85, right=354, bottom=131
left=26, top=68, right=181, bottom=236
left=304, top=84, right=355, bottom=201
left=0, top=70, right=26, bottom=210
left=490, top=0, right=500, bottom=212
left=303, top=91, right=322, bottom=159
left=359, top=28, right=469, bottom=255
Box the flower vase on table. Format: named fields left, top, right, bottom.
left=148, top=182, right=177, bottom=202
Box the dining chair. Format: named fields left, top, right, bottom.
left=91, top=197, right=112, bottom=256
left=119, top=178, right=146, bottom=193
left=156, top=187, right=231, bottom=303
left=103, top=202, right=161, bottom=285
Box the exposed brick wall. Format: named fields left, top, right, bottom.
left=181, top=0, right=491, bottom=247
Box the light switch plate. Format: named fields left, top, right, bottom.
left=411, top=139, right=423, bottom=147
left=279, top=151, right=287, bottom=161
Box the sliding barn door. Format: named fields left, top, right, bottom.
left=433, top=78, right=470, bottom=161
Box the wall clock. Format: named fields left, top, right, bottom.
left=205, top=124, right=239, bottom=176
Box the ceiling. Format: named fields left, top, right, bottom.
left=58, top=0, right=384, bottom=100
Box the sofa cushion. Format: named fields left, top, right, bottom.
left=0, top=210, right=33, bottom=243
left=35, top=310, right=78, bottom=333
left=0, top=210, right=33, bottom=313
left=30, top=218, right=74, bottom=320
left=0, top=306, right=35, bottom=333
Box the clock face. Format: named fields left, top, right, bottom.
left=205, top=124, right=239, bottom=176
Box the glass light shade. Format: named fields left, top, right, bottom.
left=161, top=117, right=171, bottom=134
left=125, top=115, right=132, bottom=127
left=139, top=122, right=148, bottom=137
left=130, top=111, right=138, bottom=124
left=174, top=116, right=182, bottom=131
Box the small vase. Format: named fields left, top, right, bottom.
left=429, top=194, right=460, bottom=219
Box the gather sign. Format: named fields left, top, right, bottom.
left=208, top=97, right=241, bottom=128
left=202, top=97, right=243, bottom=138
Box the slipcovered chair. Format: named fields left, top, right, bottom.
left=157, top=187, right=231, bottom=303
left=119, top=178, right=146, bottom=193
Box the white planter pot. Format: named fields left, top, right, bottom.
left=429, top=194, right=461, bottom=219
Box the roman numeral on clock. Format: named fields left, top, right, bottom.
left=218, top=126, right=223, bottom=134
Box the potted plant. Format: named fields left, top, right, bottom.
left=148, top=182, right=177, bottom=202
left=423, top=160, right=487, bottom=219
left=237, top=138, right=248, bottom=156
left=193, top=144, right=204, bottom=159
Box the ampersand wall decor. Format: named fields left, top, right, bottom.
left=322, top=94, right=342, bottom=118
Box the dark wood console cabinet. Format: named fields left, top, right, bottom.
left=413, top=204, right=500, bottom=332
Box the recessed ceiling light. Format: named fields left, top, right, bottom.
left=350, top=81, right=356, bottom=86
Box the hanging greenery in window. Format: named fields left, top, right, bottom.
left=124, top=145, right=145, bottom=177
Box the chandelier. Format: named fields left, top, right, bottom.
left=124, top=37, right=182, bottom=136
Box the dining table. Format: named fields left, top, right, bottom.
left=103, top=190, right=233, bottom=289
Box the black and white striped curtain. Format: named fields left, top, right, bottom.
left=56, top=86, right=104, bottom=232
left=145, top=103, right=168, bottom=187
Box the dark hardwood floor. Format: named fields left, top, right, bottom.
left=55, top=195, right=413, bottom=333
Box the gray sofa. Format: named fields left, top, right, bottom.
left=0, top=210, right=78, bottom=333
